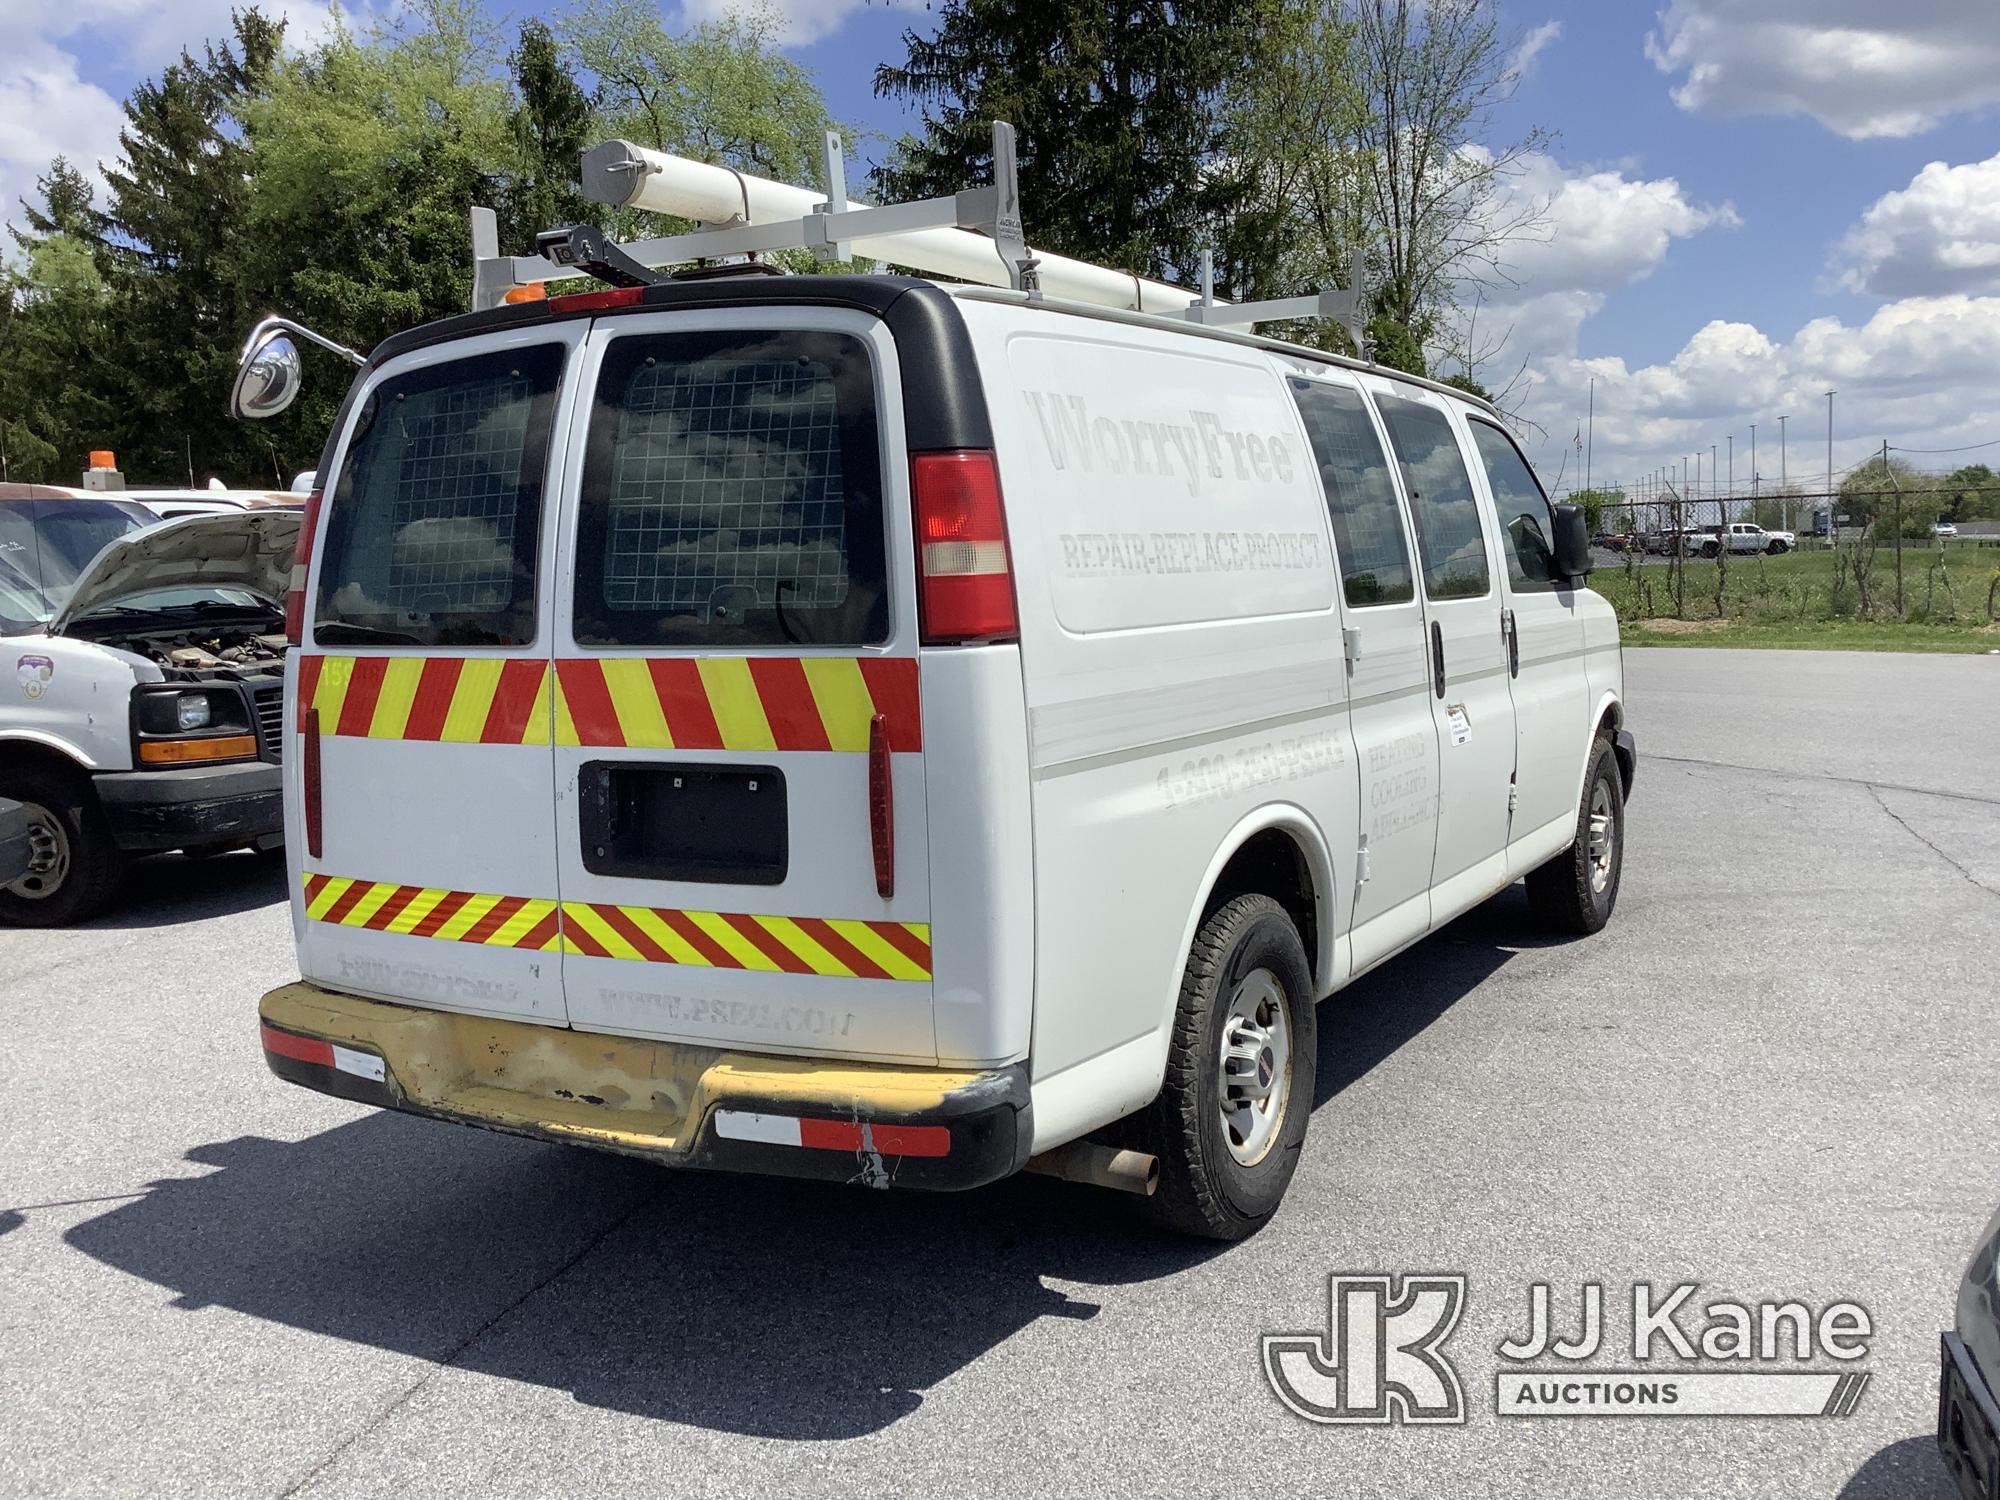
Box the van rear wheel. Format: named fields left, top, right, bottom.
left=1525, top=736, right=1624, bottom=936
left=1126, top=893, right=1315, bottom=1241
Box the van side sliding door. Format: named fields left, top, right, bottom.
left=1367, top=384, right=1518, bottom=918
left=1465, top=418, right=1587, bottom=864
left=1286, top=374, right=1438, bottom=972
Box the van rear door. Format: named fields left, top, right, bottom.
left=549, top=308, right=935, bottom=1062
left=292, top=325, right=581, bottom=1025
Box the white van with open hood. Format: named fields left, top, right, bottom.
left=0, top=504, right=297, bottom=924
left=242, top=135, right=1631, bottom=1237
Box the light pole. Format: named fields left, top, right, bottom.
left=1825, top=391, right=1837, bottom=544
left=1727, top=434, right=1735, bottom=520
left=1750, top=424, right=1757, bottom=507
left=1778, top=415, right=1789, bottom=531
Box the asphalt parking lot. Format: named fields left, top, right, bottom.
left=3, top=646, right=1996, bottom=1499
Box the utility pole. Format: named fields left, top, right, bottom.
left=1778, top=415, right=1789, bottom=532
left=1886, top=437, right=1902, bottom=617
left=1585, top=377, right=1595, bottom=497
left=1750, top=424, right=1757, bottom=508
left=1711, top=443, right=1718, bottom=520
left=1727, top=434, right=1734, bottom=520
left=1825, top=391, right=1837, bottom=545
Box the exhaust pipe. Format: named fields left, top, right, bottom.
left=1024, top=1142, right=1159, bottom=1197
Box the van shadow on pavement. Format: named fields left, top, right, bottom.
left=63, top=888, right=1538, bottom=1439
left=1836, top=1435, right=1955, bottom=1498
left=84, top=848, right=287, bottom=930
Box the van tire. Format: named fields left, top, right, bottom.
left=1526, top=737, right=1623, bottom=936
left=0, top=764, right=124, bottom=927
left=1127, top=893, right=1315, bottom=1241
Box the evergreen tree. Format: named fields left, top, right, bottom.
left=1, top=163, right=119, bottom=483
left=502, top=18, right=596, bottom=251
left=95, top=10, right=285, bottom=484
left=873, top=0, right=1277, bottom=284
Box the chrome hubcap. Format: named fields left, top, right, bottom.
left=1587, top=781, right=1616, bottom=896
left=8, top=802, right=70, bottom=901
left=1218, top=967, right=1291, bottom=1166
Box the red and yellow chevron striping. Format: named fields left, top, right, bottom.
left=302, top=873, right=565, bottom=951
left=297, top=654, right=920, bottom=752
left=301, top=873, right=932, bottom=982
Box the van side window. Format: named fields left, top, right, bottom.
left=315, top=344, right=564, bottom=647
left=573, top=329, right=887, bottom=648
left=1287, top=379, right=1415, bottom=606
left=1374, top=395, right=1491, bottom=600
left=1468, top=420, right=1560, bottom=593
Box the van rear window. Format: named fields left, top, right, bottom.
left=572, top=329, right=887, bottom=648
left=315, top=345, right=564, bottom=647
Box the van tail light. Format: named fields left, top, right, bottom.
left=868, top=712, right=894, bottom=899
left=302, top=706, right=324, bottom=860
left=285, top=487, right=324, bottom=645
left=912, top=451, right=1016, bottom=644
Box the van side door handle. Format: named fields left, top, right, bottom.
left=1503, top=608, right=1519, bottom=678
left=1430, top=620, right=1446, bottom=699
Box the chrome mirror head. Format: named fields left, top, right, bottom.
left=230, top=331, right=302, bottom=420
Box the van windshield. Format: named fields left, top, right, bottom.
left=0, top=500, right=153, bottom=633
left=572, top=329, right=888, bottom=648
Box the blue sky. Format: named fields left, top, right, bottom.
left=10, top=0, right=2000, bottom=491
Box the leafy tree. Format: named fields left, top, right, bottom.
left=1566, top=487, right=1624, bottom=534
left=1343, top=0, right=1551, bottom=377
left=1938, top=463, right=1998, bottom=522
left=1839, top=455, right=1938, bottom=539
left=1212, top=2, right=1363, bottom=318
left=233, top=0, right=515, bottom=472
left=872, top=0, right=1278, bottom=283
left=565, top=0, right=835, bottom=185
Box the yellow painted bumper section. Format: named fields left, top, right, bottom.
left=259, top=981, right=996, bottom=1160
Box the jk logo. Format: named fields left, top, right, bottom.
left=1263, top=1274, right=1467, bottom=1425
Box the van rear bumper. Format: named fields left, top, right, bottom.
left=258, top=982, right=1032, bottom=1192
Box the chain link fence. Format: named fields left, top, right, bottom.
left=1581, top=489, right=2000, bottom=630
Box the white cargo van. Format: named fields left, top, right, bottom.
left=243, top=264, right=1632, bottom=1238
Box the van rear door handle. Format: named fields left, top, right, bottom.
left=1430, top=621, right=1446, bottom=698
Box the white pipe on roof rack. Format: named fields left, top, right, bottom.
left=591, top=141, right=1201, bottom=316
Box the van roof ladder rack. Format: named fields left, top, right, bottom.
left=469, top=119, right=1367, bottom=353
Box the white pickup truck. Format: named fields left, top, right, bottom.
left=1688, top=522, right=1794, bottom=557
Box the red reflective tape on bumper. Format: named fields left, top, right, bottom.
left=261, top=1024, right=333, bottom=1067
left=796, top=1117, right=950, bottom=1158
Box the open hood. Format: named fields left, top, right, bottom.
left=50, top=510, right=301, bottom=635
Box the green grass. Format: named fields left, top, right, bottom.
left=1621, top=618, right=2000, bottom=653
left=1593, top=540, right=2000, bottom=644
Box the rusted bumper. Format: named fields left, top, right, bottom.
left=258, top=982, right=1031, bottom=1191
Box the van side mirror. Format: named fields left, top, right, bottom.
left=229, top=316, right=367, bottom=422
left=231, top=330, right=302, bottom=420
left=1552, top=503, right=1593, bottom=584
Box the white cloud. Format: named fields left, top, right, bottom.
left=1, top=0, right=342, bottom=237
left=1830, top=151, right=2000, bottom=298
left=1504, top=20, right=1561, bottom=83
left=1645, top=0, right=2000, bottom=139
left=1453, top=153, right=1735, bottom=376
left=0, top=42, right=125, bottom=226
left=1519, top=296, right=2000, bottom=488
left=677, top=0, right=921, bottom=47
